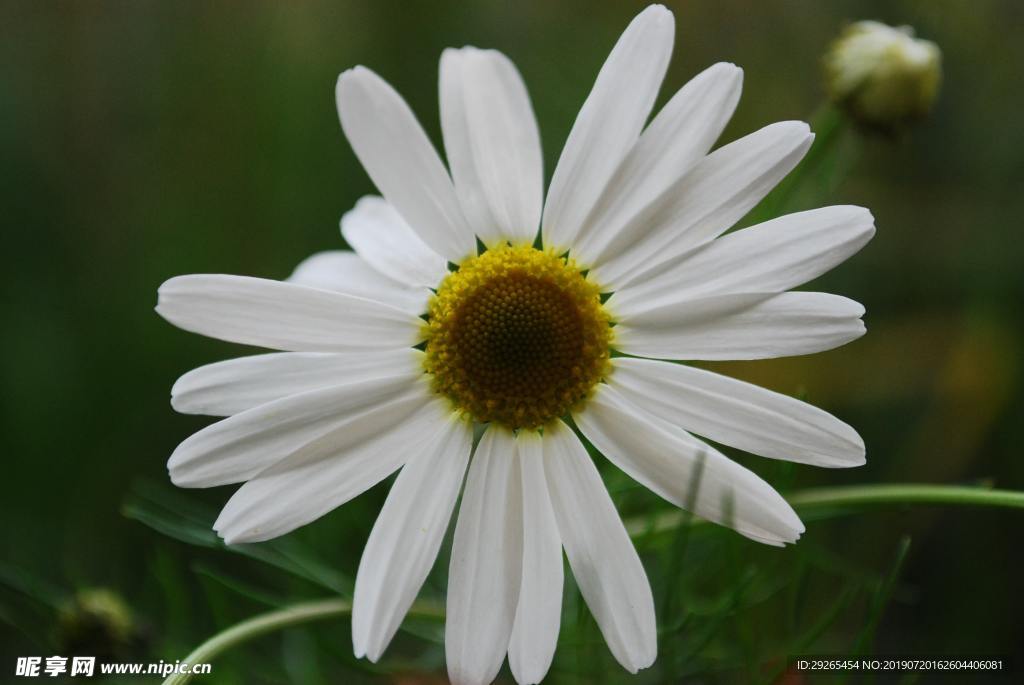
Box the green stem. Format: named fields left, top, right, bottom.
left=789, top=483, right=1024, bottom=510
left=161, top=598, right=443, bottom=685
left=626, top=484, right=1024, bottom=539
left=748, top=104, right=850, bottom=223
left=165, top=484, right=1023, bottom=683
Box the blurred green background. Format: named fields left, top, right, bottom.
left=2, top=1, right=1023, bottom=683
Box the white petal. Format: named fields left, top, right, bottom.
left=609, top=357, right=865, bottom=467
left=613, top=291, right=866, bottom=360
left=440, top=47, right=543, bottom=247
left=446, top=428, right=522, bottom=685
left=542, top=421, right=656, bottom=673
left=352, top=413, right=472, bottom=661
left=169, top=371, right=422, bottom=488
left=611, top=206, right=876, bottom=309
left=541, top=5, right=675, bottom=253
left=508, top=431, right=563, bottom=685
left=213, top=391, right=444, bottom=543
left=575, top=385, right=804, bottom=545
left=287, top=250, right=429, bottom=314
left=572, top=63, right=743, bottom=265
left=156, top=274, right=421, bottom=352
left=336, top=67, right=475, bottom=263
left=590, top=121, right=814, bottom=289
left=172, top=349, right=423, bottom=417
left=340, top=195, right=448, bottom=289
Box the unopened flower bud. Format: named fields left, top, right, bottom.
left=824, top=21, right=941, bottom=131
left=55, top=588, right=143, bottom=660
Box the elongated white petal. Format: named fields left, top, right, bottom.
left=336, top=67, right=474, bottom=263
left=573, top=63, right=743, bottom=265
left=340, top=195, right=448, bottom=289
left=612, top=206, right=876, bottom=309
left=156, top=274, right=421, bottom=352
left=508, top=431, right=563, bottom=685
left=441, top=47, right=543, bottom=247
left=541, top=5, right=674, bottom=252
left=543, top=421, right=655, bottom=673
left=614, top=290, right=864, bottom=360
left=213, top=391, right=442, bottom=543
left=591, top=121, right=814, bottom=289
left=169, top=371, right=422, bottom=488
left=610, top=357, right=865, bottom=467
left=575, top=386, right=803, bottom=545
left=613, top=291, right=866, bottom=360
left=352, top=413, right=472, bottom=661
left=446, top=428, right=522, bottom=685
left=171, top=349, right=423, bottom=417
left=287, top=250, right=429, bottom=314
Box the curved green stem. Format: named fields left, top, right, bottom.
left=162, top=598, right=443, bottom=685
left=751, top=104, right=850, bottom=222
left=627, top=483, right=1024, bottom=538
left=165, top=484, right=1023, bottom=683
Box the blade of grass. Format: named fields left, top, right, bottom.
left=192, top=563, right=286, bottom=608
left=840, top=536, right=912, bottom=685
left=764, top=584, right=858, bottom=685
left=661, top=450, right=707, bottom=620
left=678, top=566, right=757, bottom=676
left=0, top=561, right=67, bottom=609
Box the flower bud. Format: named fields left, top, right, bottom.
left=54, top=588, right=144, bottom=660
left=824, top=21, right=941, bottom=131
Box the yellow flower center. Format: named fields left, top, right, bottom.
left=423, top=244, right=612, bottom=430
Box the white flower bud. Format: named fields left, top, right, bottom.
left=824, top=21, right=941, bottom=131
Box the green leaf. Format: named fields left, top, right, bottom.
left=122, top=480, right=352, bottom=595
left=0, top=560, right=67, bottom=610
left=192, top=563, right=287, bottom=608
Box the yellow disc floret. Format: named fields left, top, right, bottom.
left=423, top=244, right=612, bottom=430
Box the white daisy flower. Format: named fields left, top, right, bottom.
left=157, top=5, right=874, bottom=684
